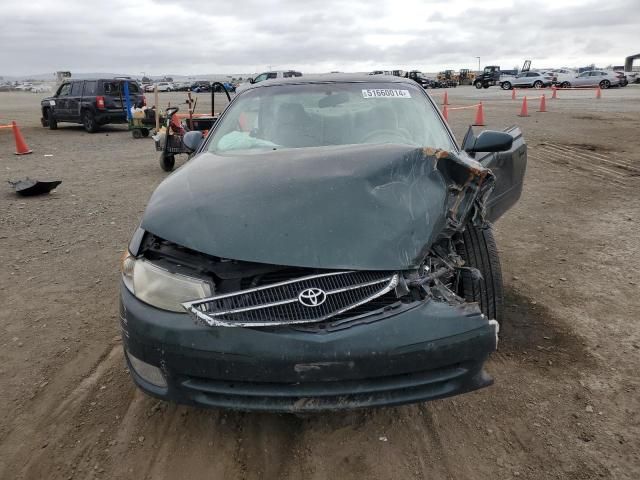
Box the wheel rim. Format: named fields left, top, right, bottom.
left=504, top=82, right=511, bottom=89
left=84, top=113, right=93, bottom=130
left=534, top=81, right=542, bottom=89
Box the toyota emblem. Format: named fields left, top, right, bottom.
left=298, top=287, right=327, bottom=307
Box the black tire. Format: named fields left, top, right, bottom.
left=132, top=129, right=143, bottom=139
left=533, top=80, right=543, bottom=89
left=159, top=152, right=175, bottom=172
left=599, top=79, right=610, bottom=89
left=455, top=223, right=504, bottom=323
left=141, top=128, right=150, bottom=137
left=482, top=83, right=489, bottom=89
left=82, top=110, right=98, bottom=133
left=46, top=109, right=58, bottom=130
left=502, top=81, right=512, bottom=90
left=474, top=81, right=483, bottom=89
left=561, top=81, right=571, bottom=88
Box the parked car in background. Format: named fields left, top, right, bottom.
left=156, top=82, right=173, bottom=92
left=562, top=70, right=622, bottom=89
left=405, top=70, right=433, bottom=89
left=31, top=84, right=52, bottom=93
left=621, top=71, right=640, bottom=84
left=40, top=78, right=145, bottom=133
left=191, top=81, right=212, bottom=93
left=548, top=68, right=577, bottom=87
left=499, top=71, right=553, bottom=90
left=611, top=71, right=628, bottom=87
left=236, top=70, right=303, bottom=93
left=119, top=74, right=527, bottom=412
left=213, top=82, right=236, bottom=93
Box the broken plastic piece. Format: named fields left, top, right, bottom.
left=8, top=178, right=62, bottom=196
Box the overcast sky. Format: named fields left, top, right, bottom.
left=1, top=0, right=639, bottom=77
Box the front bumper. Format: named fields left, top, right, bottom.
left=120, top=285, right=498, bottom=412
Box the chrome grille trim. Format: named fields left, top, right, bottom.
left=182, top=271, right=399, bottom=327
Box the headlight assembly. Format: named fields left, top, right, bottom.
left=120, top=252, right=212, bottom=312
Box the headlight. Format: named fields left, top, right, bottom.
left=120, top=252, right=212, bottom=312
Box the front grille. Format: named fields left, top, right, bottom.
left=182, top=271, right=398, bottom=327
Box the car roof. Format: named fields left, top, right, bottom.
left=241, top=73, right=415, bottom=91
left=66, top=78, right=137, bottom=82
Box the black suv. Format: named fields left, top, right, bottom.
left=41, top=78, right=145, bottom=133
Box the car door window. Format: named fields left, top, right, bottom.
left=57, top=83, right=71, bottom=96
left=71, top=82, right=83, bottom=96
left=83, top=81, right=97, bottom=96
left=103, top=81, right=121, bottom=95
left=266, top=73, right=278, bottom=80
left=253, top=73, right=268, bottom=83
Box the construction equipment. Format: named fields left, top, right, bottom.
left=437, top=70, right=458, bottom=88
left=458, top=69, right=474, bottom=86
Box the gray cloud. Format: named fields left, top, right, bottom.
left=1, top=0, right=638, bottom=77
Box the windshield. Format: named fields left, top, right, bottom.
left=207, top=82, right=455, bottom=154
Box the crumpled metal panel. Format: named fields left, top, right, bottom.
left=141, top=143, right=492, bottom=271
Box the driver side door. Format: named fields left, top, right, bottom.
left=52, top=83, right=72, bottom=120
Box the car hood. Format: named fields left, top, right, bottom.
left=141, top=144, right=490, bottom=270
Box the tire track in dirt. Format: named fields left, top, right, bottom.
left=1, top=342, right=124, bottom=479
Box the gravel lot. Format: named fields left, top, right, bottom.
left=1, top=85, right=639, bottom=480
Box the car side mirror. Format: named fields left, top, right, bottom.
left=462, top=127, right=513, bottom=153
left=249, top=78, right=255, bottom=84
left=183, top=130, right=204, bottom=152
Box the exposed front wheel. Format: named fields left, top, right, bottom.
left=455, top=223, right=504, bottom=324
left=45, top=109, right=58, bottom=130
left=82, top=110, right=98, bottom=133
left=502, top=81, right=512, bottom=90
left=533, top=81, right=543, bottom=89
left=482, top=83, right=489, bottom=89
left=561, top=81, right=571, bottom=88
left=474, top=81, right=483, bottom=89
left=600, top=79, right=610, bottom=89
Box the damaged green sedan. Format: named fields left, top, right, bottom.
left=120, top=74, right=527, bottom=412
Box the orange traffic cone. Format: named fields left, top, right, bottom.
left=596, top=87, right=602, bottom=99
left=473, top=102, right=485, bottom=126
left=511, top=88, right=516, bottom=100
left=551, top=87, right=557, bottom=99
left=12, top=121, right=32, bottom=155
left=442, top=105, right=449, bottom=122
left=519, top=97, right=529, bottom=117
left=443, top=91, right=449, bottom=106
left=538, top=94, right=547, bottom=112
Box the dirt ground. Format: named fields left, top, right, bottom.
left=1, top=85, right=639, bottom=480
